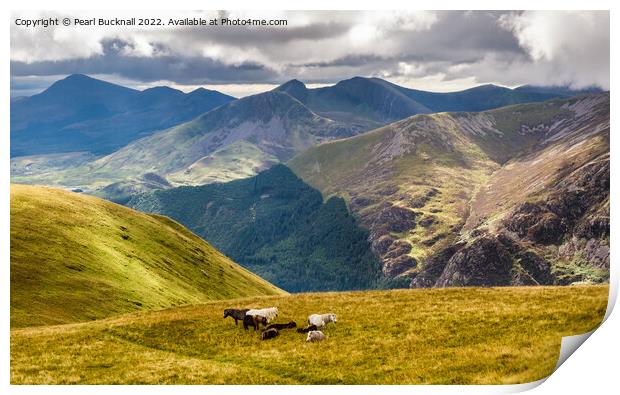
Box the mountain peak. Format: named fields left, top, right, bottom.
left=142, top=85, right=181, bottom=93
left=274, top=79, right=308, bottom=102
left=63, top=73, right=94, bottom=82
left=278, top=79, right=306, bottom=89
left=140, top=86, right=184, bottom=97
left=44, top=74, right=137, bottom=97
left=190, top=87, right=208, bottom=93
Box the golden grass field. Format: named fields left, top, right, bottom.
left=11, top=285, right=608, bottom=385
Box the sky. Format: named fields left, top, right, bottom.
left=10, top=10, right=610, bottom=98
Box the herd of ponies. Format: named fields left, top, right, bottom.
left=223, top=307, right=337, bottom=342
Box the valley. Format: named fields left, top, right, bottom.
left=126, top=165, right=388, bottom=292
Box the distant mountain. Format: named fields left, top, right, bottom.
left=10, top=184, right=283, bottom=328
left=289, top=93, right=609, bottom=286
left=25, top=90, right=358, bottom=198
left=274, top=77, right=432, bottom=129
left=10, top=74, right=235, bottom=157
left=275, top=77, right=597, bottom=128
left=126, top=164, right=390, bottom=292
left=11, top=75, right=598, bottom=197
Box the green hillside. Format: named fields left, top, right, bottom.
left=289, top=93, right=610, bottom=285
left=11, top=285, right=608, bottom=384
left=10, top=184, right=283, bottom=328
left=127, top=165, right=387, bottom=292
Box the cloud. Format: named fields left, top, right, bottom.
left=10, top=10, right=609, bottom=96
left=498, top=11, right=609, bottom=89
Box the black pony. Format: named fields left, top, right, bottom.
left=296, top=324, right=318, bottom=333
left=223, top=308, right=249, bottom=325
left=265, top=321, right=297, bottom=331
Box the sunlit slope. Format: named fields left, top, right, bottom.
left=11, top=285, right=608, bottom=384
left=10, top=184, right=284, bottom=327
left=289, top=93, right=609, bottom=283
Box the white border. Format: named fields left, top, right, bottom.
left=2, top=1, right=617, bottom=394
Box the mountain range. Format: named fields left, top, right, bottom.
left=10, top=74, right=597, bottom=201
left=10, top=74, right=609, bottom=291
left=11, top=74, right=235, bottom=157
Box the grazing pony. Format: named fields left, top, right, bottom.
left=308, top=313, right=337, bottom=328
left=243, top=314, right=267, bottom=331
left=261, top=328, right=279, bottom=340
left=306, top=330, right=327, bottom=342
left=265, top=321, right=297, bottom=331
left=223, top=308, right=249, bottom=325
left=296, top=324, right=318, bottom=333
left=246, top=307, right=278, bottom=323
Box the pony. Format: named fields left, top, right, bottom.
left=261, top=328, right=279, bottom=340
left=296, top=324, right=318, bottom=333
left=243, top=314, right=267, bottom=331
left=223, top=308, right=249, bottom=325
left=306, top=330, right=327, bottom=342
left=246, top=307, right=278, bottom=323
left=308, top=313, right=337, bottom=328
left=265, top=321, right=296, bottom=331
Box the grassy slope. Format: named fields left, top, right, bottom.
left=166, top=140, right=280, bottom=186
left=288, top=112, right=501, bottom=265
left=10, top=184, right=283, bottom=328
left=11, top=285, right=608, bottom=384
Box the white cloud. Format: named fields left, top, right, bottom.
left=499, top=11, right=609, bottom=89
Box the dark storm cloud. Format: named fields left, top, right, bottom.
left=11, top=39, right=279, bottom=84
left=172, top=18, right=351, bottom=47
left=10, top=10, right=610, bottom=95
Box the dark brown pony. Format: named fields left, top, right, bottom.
left=261, top=328, right=279, bottom=340
left=243, top=314, right=267, bottom=331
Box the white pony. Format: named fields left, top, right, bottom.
left=308, top=313, right=337, bottom=328
left=246, top=307, right=278, bottom=323
left=306, top=330, right=327, bottom=342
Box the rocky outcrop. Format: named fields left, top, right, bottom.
left=410, top=243, right=464, bottom=288
left=503, top=157, right=609, bottom=269
left=434, top=236, right=513, bottom=287
left=371, top=236, right=417, bottom=278
left=514, top=250, right=553, bottom=285
left=384, top=240, right=412, bottom=259
left=410, top=155, right=609, bottom=288
left=371, top=234, right=397, bottom=256
left=370, top=204, right=419, bottom=236
left=383, top=255, right=417, bottom=278
left=419, top=215, right=437, bottom=228
left=411, top=233, right=554, bottom=288
left=559, top=237, right=610, bottom=269
left=505, top=203, right=566, bottom=244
